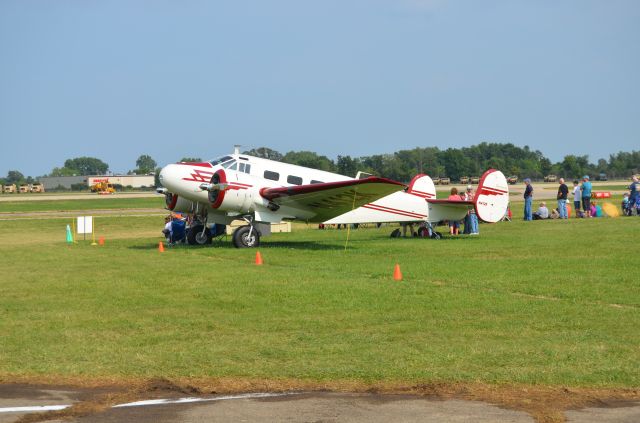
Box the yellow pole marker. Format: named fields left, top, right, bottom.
left=71, top=219, right=77, bottom=243
left=344, top=188, right=358, bottom=251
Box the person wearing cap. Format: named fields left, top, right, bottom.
left=523, top=178, right=533, bottom=221
left=557, top=178, right=569, bottom=219
left=581, top=175, right=592, bottom=217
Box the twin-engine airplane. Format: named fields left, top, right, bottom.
left=158, top=146, right=404, bottom=247
left=158, top=146, right=509, bottom=248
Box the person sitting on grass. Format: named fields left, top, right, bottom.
left=533, top=202, right=549, bottom=220
left=622, top=193, right=631, bottom=215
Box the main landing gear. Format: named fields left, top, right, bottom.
left=232, top=216, right=261, bottom=248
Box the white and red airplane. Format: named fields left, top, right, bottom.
left=159, top=147, right=509, bottom=247
left=325, top=169, right=510, bottom=237
left=157, top=146, right=405, bottom=247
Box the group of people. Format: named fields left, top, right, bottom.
left=523, top=174, right=640, bottom=220
left=447, top=185, right=479, bottom=235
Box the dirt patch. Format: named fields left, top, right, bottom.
left=3, top=377, right=639, bottom=423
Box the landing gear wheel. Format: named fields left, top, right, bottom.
left=232, top=225, right=260, bottom=248
left=430, top=231, right=442, bottom=240
left=187, top=225, right=212, bottom=245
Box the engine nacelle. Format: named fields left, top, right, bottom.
left=207, top=169, right=271, bottom=214
left=165, top=193, right=193, bottom=213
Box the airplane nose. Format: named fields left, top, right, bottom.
left=159, top=164, right=179, bottom=191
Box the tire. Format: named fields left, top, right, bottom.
left=417, top=227, right=429, bottom=238
left=431, top=231, right=442, bottom=240
left=232, top=225, right=260, bottom=248
left=187, top=225, right=212, bottom=245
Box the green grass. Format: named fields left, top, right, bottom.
left=0, top=196, right=164, bottom=213
left=0, top=206, right=638, bottom=388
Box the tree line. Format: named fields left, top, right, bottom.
left=1, top=144, right=639, bottom=187
left=245, top=143, right=640, bottom=183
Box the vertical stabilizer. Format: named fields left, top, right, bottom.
left=474, top=169, right=509, bottom=223
left=406, top=174, right=436, bottom=199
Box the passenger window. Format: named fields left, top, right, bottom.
left=287, top=175, right=303, bottom=185
left=310, top=180, right=323, bottom=184
left=264, top=170, right=279, bottom=181
left=228, top=162, right=238, bottom=171
left=245, top=164, right=251, bottom=174
left=239, top=163, right=246, bottom=173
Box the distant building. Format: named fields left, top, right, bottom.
left=40, top=175, right=155, bottom=190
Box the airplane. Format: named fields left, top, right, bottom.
left=157, top=146, right=405, bottom=248
left=324, top=169, right=510, bottom=237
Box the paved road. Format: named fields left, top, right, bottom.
left=1, top=385, right=639, bottom=423
left=0, top=193, right=157, bottom=202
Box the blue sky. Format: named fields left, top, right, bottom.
left=1, top=0, right=638, bottom=177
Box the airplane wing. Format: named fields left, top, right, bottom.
left=260, top=177, right=405, bottom=222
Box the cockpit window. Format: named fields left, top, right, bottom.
left=209, top=156, right=233, bottom=167
left=222, top=160, right=238, bottom=170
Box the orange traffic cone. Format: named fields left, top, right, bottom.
left=393, top=264, right=403, bottom=281
left=255, top=251, right=263, bottom=265
left=98, top=237, right=105, bottom=246
left=158, top=241, right=165, bottom=252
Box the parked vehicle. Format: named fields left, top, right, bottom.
left=544, top=174, right=557, bottom=183
left=30, top=183, right=45, bottom=193
left=507, top=175, right=518, bottom=184
left=3, top=184, right=17, bottom=194
left=470, top=176, right=480, bottom=184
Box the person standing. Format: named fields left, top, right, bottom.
left=523, top=178, right=533, bottom=221
left=464, top=186, right=479, bottom=235
left=557, top=178, right=569, bottom=219
left=581, top=175, right=593, bottom=217
left=448, top=187, right=461, bottom=234
left=629, top=175, right=639, bottom=215
left=572, top=180, right=581, bottom=217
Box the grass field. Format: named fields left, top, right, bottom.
left=1, top=198, right=638, bottom=391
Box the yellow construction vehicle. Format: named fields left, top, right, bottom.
left=90, top=180, right=116, bottom=194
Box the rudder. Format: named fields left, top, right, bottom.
left=474, top=169, right=509, bottom=223
left=406, top=174, right=436, bottom=199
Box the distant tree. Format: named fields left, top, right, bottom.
left=243, top=147, right=283, bottom=161
left=6, top=170, right=24, bottom=184
left=134, top=155, right=157, bottom=174
left=49, top=167, right=77, bottom=176
left=179, top=157, right=202, bottom=163
left=64, top=157, right=109, bottom=175
left=154, top=167, right=162, bottom=187
left=336, top=155, right=359, bottom=177
left=282, top=151, right=335, bottom=172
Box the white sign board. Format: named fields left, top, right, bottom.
left=76, top=216, right=93, bottom=234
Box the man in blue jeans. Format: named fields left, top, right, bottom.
left=581, top=175, right=593, bottom=217
left=557, top=178, right=569, bottom=219
left=523, top=178, right=533, bottom=220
